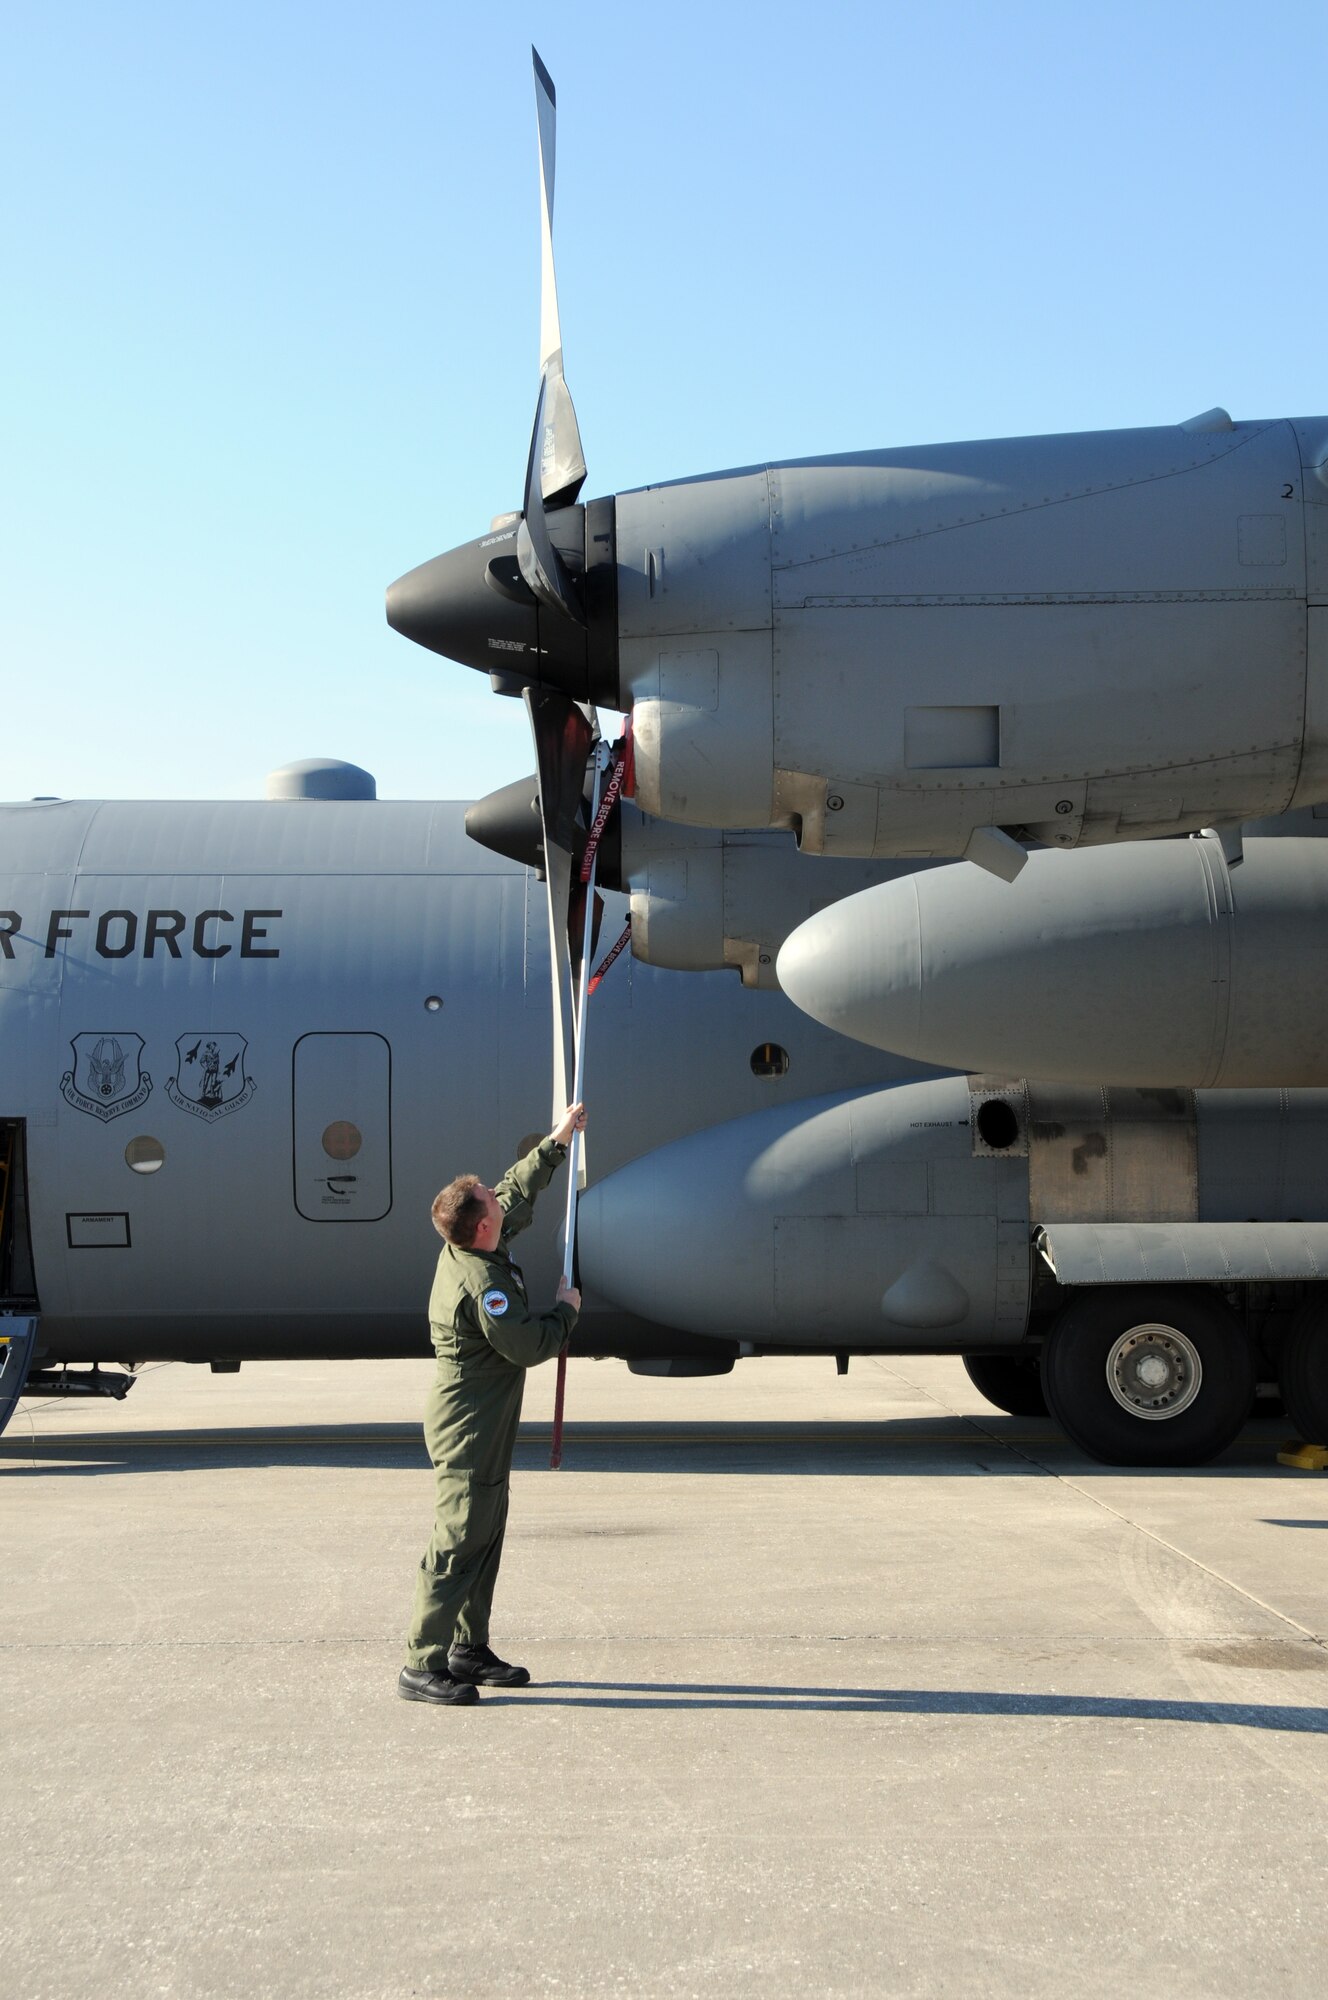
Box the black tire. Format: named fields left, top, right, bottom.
left=1279, top=1297, right=1328, bottom=1443
left=962, top=1352, right=1048, bottom=1418
left=1041, top=1286, right=1255, bottom=1467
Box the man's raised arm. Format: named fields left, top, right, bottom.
left=494, top=1103, right=587, bottom=1237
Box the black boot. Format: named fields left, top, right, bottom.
left=447, top=1642, right=531, bottom=1688
left=398, top=1666, right=481, bottom=1706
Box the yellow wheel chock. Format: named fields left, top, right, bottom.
left=1277, top=1440, right=1328, bottom=1470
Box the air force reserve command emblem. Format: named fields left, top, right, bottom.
left=481, top=1289, right=510, bottom=1317
left=61, top=1034, right=152, bottom=1122
left=166, top=1033, right=256, bottom=1121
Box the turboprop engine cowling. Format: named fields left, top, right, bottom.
left=620, top=420, right=1328, bottom=858
left=578, top=1077, right=1031, bottom=1349
left=579, top=1076, right=1328, bottom=1354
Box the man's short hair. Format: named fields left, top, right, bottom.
left=432, top=1174, right=486, bottom=1246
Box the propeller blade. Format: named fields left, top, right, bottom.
left=568, top=884, right=605, bottom=987
left=548, top=732, right=609, bottom=1477
left=563, top=743, right=609, bottom=1211
left=517, top=375, right=585, bottom=626
left=541, top=839, right=575, bottom=1126
left=532, top=47, right=586, bottom=511
left=523, top=686, right=595, bottom=1124
left=517, top=52, right=587, bottom=628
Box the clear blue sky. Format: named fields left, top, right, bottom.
left=6, top=0, right=1325, bottom=803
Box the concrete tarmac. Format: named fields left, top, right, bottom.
left=3, top=1351, right=1327, bottom=1999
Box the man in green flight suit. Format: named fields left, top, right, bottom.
left=398, top=1101, right=586, bottom=1707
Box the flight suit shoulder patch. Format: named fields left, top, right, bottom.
left=480, top=1287, right=510, bottom=1317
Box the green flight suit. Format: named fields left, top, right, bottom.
left=405, top=1137, right=577, bottom=1672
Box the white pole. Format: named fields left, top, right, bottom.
left=561, top=741, right=609, bottom=1286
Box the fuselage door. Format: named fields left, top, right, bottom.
left=293, top=1032, right=392, bottom=1222
left=0, top=1121, right=37, bottom=1302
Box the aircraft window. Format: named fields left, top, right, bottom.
left=322, top=1121, right=363, bottom=1161
left=976, top=1098, right=1020, bottom=1150
left=424, top=995, right=444, bottom=1012
left=750, top=1043, right=790, bottom=1079
left=124, top=1135, right=165, bottom=1175
left=516, top=1131, right=544, bottom=1159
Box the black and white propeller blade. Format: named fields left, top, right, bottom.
left=523, top=686, right=595, bottom=1126
left=525, top=682, right=603, bottom=1474
left=532, top=47, right=586, bottom=511
left=517, top=376, right=585, bottom=626
left=516, top=50, right=587, bottom=628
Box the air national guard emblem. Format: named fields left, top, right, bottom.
left=61, top=1034, right=153, bottom=1122
left=166, top=1033, right=256, bottom=1121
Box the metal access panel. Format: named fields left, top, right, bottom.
left=773, top=1213, right=1008, bottom=1346
left=292, top=1033, right=392, bottom=1223
left=1026, top=1084, right=1198, bottom=1225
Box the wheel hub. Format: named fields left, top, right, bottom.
left=1106, top=1323, right=1203, bottom=1421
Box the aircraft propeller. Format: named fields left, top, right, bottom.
left=514, top=51, right=613, bottom=1394
left=384, top=50, right=617, bottom=706
left=391, top=50, right=617, bottom=1455
left=504, top=48, right=602, bottom=1153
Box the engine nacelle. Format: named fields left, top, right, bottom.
left=580, top=1076, right=1026, bottom=1346
left=617, top=419, right=1328, bottom=858
left=622, top=817, right=906, bottom=989
left=579, top=1075, right=1328, bottom=1349
left=464, top=775, right=913, bottom=989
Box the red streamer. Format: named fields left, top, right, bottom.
left=588, top=918, right=632, bottom=995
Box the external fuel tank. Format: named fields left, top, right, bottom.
left=777, top=834, right=1328, bottom=1087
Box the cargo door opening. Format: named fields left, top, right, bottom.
left=0, top=1121, right=37, bottom=1306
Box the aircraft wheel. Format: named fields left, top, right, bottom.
left=962, top=1352, right=1048, bottom=1417
left=1279, top=1298, right=1328, bottom=1443
left=1041, top=1287, right=1254, bottom=1467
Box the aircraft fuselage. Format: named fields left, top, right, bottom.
left=0, top=796, right=925, bottom=1366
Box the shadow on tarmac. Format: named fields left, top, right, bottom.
left=497, top=1680, right=1328, bottom=1732
left=0, top=1416, right=1308, bottom=1479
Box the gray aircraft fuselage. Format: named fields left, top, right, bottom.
left=9, top=790, right=1328, bottom=1465
left=0, top=796, right=930, bottom=1366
